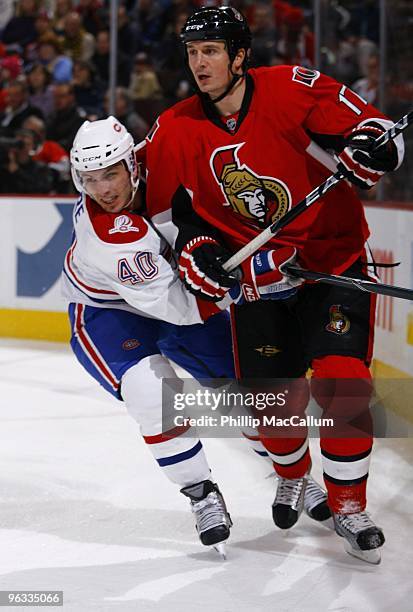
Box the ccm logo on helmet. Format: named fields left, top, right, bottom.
left=82, top=155, right=101, bottom=162
left=186, top=24, right=203, bottom=30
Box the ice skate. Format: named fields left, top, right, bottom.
left=333, top=511, right=385, bottom=564
left=272, top=475, right=307, bottom=529
left=181, top=480, right=232, bottom=558
left=304, top=475, right=333, bottom=528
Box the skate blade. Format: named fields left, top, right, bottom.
left=343, top=539, right=381, bottom=565
left=212, top=542, right=227, bottom=560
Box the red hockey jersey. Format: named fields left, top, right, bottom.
left=146, top=65, right=393, bottom=274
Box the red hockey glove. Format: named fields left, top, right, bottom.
left=337, top=121, right=398, bottom=190
left=195, top=287, right=240, bottom=320
left=179, top=236, right=238, bottom=302
left=236, top=247, right=302, bottom=303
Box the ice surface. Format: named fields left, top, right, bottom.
left=0, top=339, right=412, bottom=611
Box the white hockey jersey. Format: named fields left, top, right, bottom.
left=61, top=194, right=207, bottom=325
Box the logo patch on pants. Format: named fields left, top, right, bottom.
left=326, top=305, right=350, bottom=335
left=254, top=345, right=281, bottom=357
left=122, top=339, right=140, bottom=350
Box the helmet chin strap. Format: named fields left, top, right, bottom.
left=206, top=72, right=243, bottom=104
left=125, top=185, right=138, bottom=210
left=123, top=162, right=140, bottom=210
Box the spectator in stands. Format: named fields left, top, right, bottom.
left=134, top=0, right=170, bottom=49
left=34, top=11, right=52, bottom=38
left=103, top=87, right=148, bottom=142
left=128, top=52, right=162, bottom=101
left=91, top=29, right=130, bottom=87
left=355, top=35, right=378, bottom=79
left=1, top=0, right=39, bottom=48
left=0, top=55, right=23, bottom=112
left=352, top=53, right=379, bottom=106
left=37, top=34, right=73, bottom=83
left=250, top=3, right=277, bottom=67
left=0, top=127, right=57, bottom=194
left=61, top=11, right=95, bottom=62
left=118, top=5, right=138, bottom=59
left=0, top=79, right=43, bottom=135
left=117, top=4, right=138, bottom=80
left=327, top=22, right=377, bottom=86
left=46, top=82, right=85, bottom=151
left=0, top=56, right=22, bottom=84
left=52, top=0, right=73, bottom=37
left=328, top=31, right=359, bottom=85
left=72, top=59, right=103, bottom=118
left=347, top=1, right=380, bottom=45
left=25, top=11, right=56, bottom=63
left=76, top=0, right=106, bottom=36
left=154, top=9, right=190, bottom=100
left=26, top=63, right=54, bottom=116
left=275, top=4, right=314, bottom=67
left=22, top=114, right=71, bottom=192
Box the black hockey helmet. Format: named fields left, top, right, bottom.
left=181, top=6, right=251, bottom=69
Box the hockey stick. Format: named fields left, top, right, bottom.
left=285, top=264, right=413, bottom=301
left=223, top=109, right=413, bottom=272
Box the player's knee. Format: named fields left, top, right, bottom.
left=121, top=355, right=178, bottom=429
left=312, top=355, right=370, bottom=380
left=311, top=355, right=372, bottom=415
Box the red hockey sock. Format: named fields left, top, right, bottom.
left=311, top=355, right=373, bottom=513
left=258, top=377, right=311, bottom=478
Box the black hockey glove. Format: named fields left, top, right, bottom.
left=179, top=236, right=238, bottom=301
left=337, top=121, right=399, bottom=189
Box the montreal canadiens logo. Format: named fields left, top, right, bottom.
left=109, top=215, right=140, bottom=234
left=122, top=339, right=140, bottom=350
left=210, top=143, right=291, bottom=228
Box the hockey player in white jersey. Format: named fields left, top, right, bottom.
left=62, top=116, right=239, bottom=556
left=62, top=116, right=330, bottom=557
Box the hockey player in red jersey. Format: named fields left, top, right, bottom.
left=145, top=6, right=405, bottom=563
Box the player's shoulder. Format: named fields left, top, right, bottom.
left=146, top=95, right=202, bottom=147
left=250, top=65, right=322, bottom=91
left=85, top=196, right=151, bottom=245
left=158, top=95, right=202, bottom=127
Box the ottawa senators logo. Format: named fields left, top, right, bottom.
left=325, top=305, right=350, bottom=335
left=210, top=144, right=291, bottom=228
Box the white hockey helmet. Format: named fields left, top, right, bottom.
left=70, top=116, right=139, bottom=199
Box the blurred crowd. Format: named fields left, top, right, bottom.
left=0, top=0, right=410, bottom=196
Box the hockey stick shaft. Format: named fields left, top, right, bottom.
left=223, top=109, right=413, bottom=272
left=285, top=264, right=413, bottom=301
